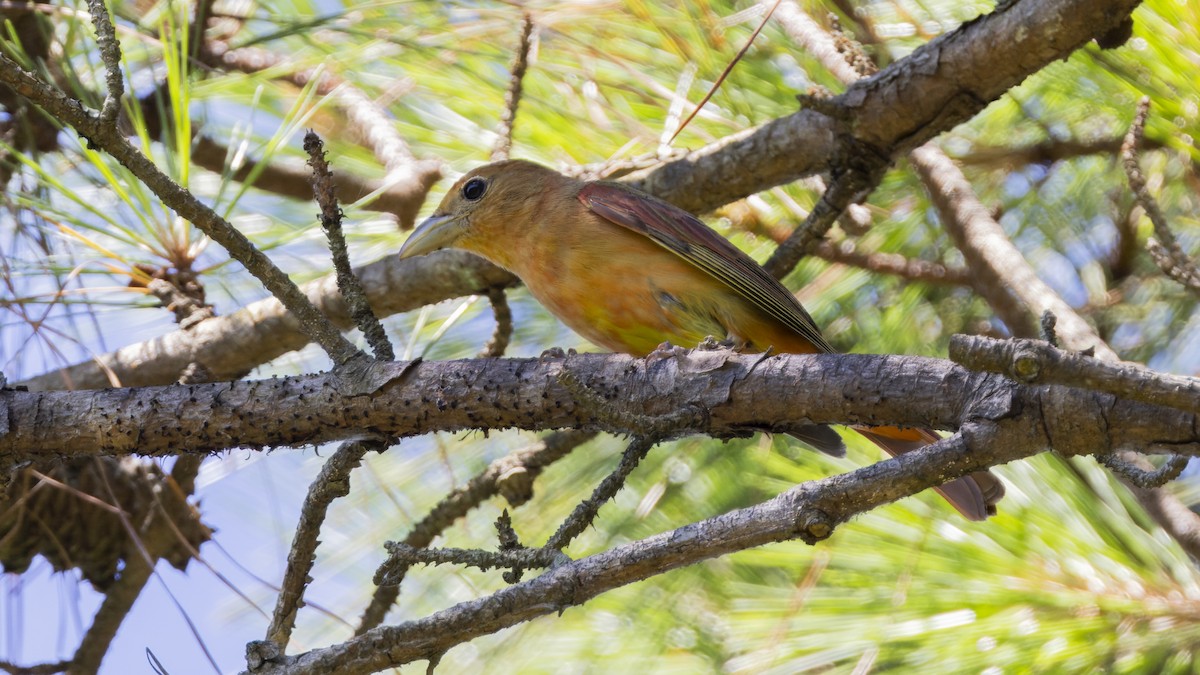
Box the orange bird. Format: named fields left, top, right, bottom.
left=398, top=160, right=1003, bottom=520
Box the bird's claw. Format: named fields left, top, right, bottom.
left=538, top=346, right=576, bottom=365
left=696, top=335, right=737, bottom=351
left=646, top=341, right=689, bottom=364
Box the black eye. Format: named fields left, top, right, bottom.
left=462, top=177, right=487, bottom=201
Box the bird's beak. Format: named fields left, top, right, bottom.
left=398, top=214, right=465, bottom=259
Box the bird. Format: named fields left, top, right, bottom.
left=397, top=159, right=1004, bottom=520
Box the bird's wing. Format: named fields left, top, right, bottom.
left=579, top=182, right=833, bottom=353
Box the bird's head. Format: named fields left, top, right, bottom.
left=398, top=159, right=567, bottom=261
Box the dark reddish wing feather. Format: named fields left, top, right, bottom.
left=579, top=181, right=1000, bottom=521
left=579, top=182, right=833, bottom=353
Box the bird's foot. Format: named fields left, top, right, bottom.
left=697, top=336, right=737, bottom=351
left=538, top=346, right=576, bottom=365
left=646, top=341, right=688, bottom=364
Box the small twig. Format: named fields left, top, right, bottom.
left=544, top=436, right=656, bottom=552
left=137, top=268, right=216, bottom=329
left=668, top=0, right=781, bottom=145
left=85, top=0, right=124, bottom=125
left=0, top=52, right=360, bottom=365
left=811, top=240, right=970, bottom=286
left=375, top=542, right=566, bottom=584
left=478, top=287, right=513, bottom=357
left=491, top=13, right=534, bottom=161
left=763, top=162, right=887, bottom=280
left=1096, top=453, right=1189, bottom=488
left=495, top=508, right=521, bottom=550
left=1039, top=310, right=1058, bottom=347
left=949, top=334, right=1200, bottom=415
left=266, top=439, right=378, bottom=649
left=304, top=130, right=394, bottom=361
left=495, top=508, right=527, bottom=583
left=356, top=430, right=595, bottom=635
left=827, top=13, right=877, bottom=77
left=1121, top=97, right=1200, bottom=296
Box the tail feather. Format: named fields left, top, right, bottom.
left=788, top=424, right=846, bottom=457
left=854, top=426, right=1004, bottom=521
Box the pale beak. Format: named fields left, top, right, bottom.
left=397, top=214, right=465, bottom=259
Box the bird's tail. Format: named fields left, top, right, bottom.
left=854, top=425, right=1004, bottom=521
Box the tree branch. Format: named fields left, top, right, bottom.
left=0, top=50, right=360, bottom=366
left=626, top=0, right=1141, bottom=214
left=18, top=0, right=1144, bottom=392
left=950, top=335, right=1200, bottom=414
left=4, top=350, right=1196, bottom=462
left=240, top=419, right=1075, bottom=674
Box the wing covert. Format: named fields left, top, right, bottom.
left=579, top=182, right=833, bottom=353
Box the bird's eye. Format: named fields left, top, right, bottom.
left=462, top=177, right=487, bottom=201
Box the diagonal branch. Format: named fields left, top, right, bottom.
left=0, top=51, right=359, bottom=366
left=1120, top=97, right=1200, bottom=296
left=356, top=430, right=595, bottom=634
left=239, top=423, right=1039, bottom=674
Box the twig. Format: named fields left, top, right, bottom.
left=763, top=161, right=887, bottom=280
left=1039, top=310, right=1058, bottom=347
left=669, top=0, right=782, bottom=145
left=1096, top=453, right=1188, bottom=488
left=0, top=53, right=360, bottom=366
left=243, top=420, right=1054, bottom=674
left=356, top=430, right=595, bottom=634
left=304, top=131, right=394, bottom=361
left=544, top=436, right=656, bottom=551
left=375, top=542, right=565, bottom=584
left=478, top=287, right=513, bottom=357
left=949, top=335, right=1200, bottom=414
left=811, top=240, right=971, bottom=286
left=266, top=440, right=377, bottom=649
left=85, top=0, right=124, bottom=125
left=133, top=264, right=216, bottom=330
left=494, top=509, right=527, bottom=582
left=1120, top=97, right=1200, bottom=296
left=491, top=13, right=534, bottom=161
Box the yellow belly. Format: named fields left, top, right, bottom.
left=507, top=225, right=814, bottom=356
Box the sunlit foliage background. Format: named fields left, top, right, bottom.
left=2, top=0, right=1198, bottom=672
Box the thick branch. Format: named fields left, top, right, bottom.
left=19, top=252, right=517, bottom=390
left=627, top=0, right=1140, bottom=214
left=4, top=351, right=1195, bottom=462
